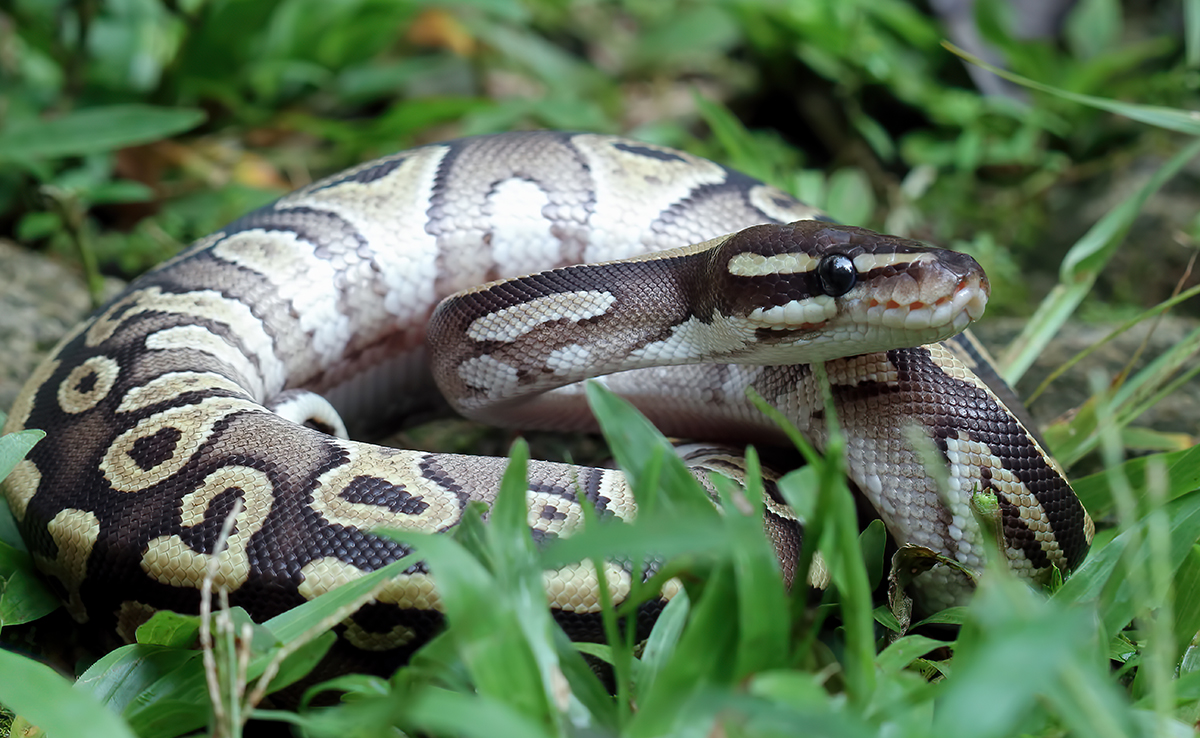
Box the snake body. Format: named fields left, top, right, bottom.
left=2, top=131, right=1093, bottom=669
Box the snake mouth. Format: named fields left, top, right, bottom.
left=864, top=272, right=989, bottom=334
left=957, top=273, right=990, bottom=324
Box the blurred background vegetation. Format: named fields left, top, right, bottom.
left=0, top=0, right=1195, bottom=321
left=2, top=2, right=1200, bottom=736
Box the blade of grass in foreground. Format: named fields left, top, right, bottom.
left=380, top=441, right=576, bottom=737
left=751, top=372, right=877, bottom=705
left=0, top=648, right=139, bottom=738
left=1055, top=489, right=1200, bottom=637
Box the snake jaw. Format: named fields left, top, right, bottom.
left=853, top=249, right=989, bottom=337
left=745, top=295, right=837, bottom=330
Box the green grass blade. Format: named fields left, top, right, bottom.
left=936, top=574, right=1137, bottom=738
left=0, top=429, right=43, bottom=485
left=945, top=43, right=1200, bottom=135
left=1073, top=443, right=1200, bottom=518
left=405, top=686, right=556, bottom=738
left=1054, top=490, right=1200, bottom=636
left=876, top=635, right=949, bottom=676
left=1027, top=282, right=1200, bottom=405
left=380, top=539, right=560, bottom=731
left=1189, top=0, right=1200, bottom=67
left=85, top=551, right=417, bottom=737
left=1048, top=323, right=1200, bottom=466
left=627, top=566, right=741, bottom=738
left=711, top=460, right=791, bottom=680
left=999, top=138, right=1200, bottom=384
left=636, top=588, right=689, bottom=696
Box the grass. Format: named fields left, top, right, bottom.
left=1, top=1, right=1199, bottom=736
left=3, top=376, right=1200, bottom=737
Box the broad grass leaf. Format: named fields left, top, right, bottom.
left=382, top=450, right=565, bottom=733
left=0, top=540, right=58, bottom=625
left=637, top=588, right=689, bottom=695
left=936, top=575, right=1136, bottom=738
left=75, top=645, right=204, bottom=735
left=1055, top=490, right=1200, bottom=635
left=876, top=635, right=950, bottom=676
left=0, top=647, right=139, bottom=738
left=1073, top=444, right=1200, bottom=518
left=0, top=106, right=205, bottom=161
left=716, top=466, right=791, bottom=680
left=405, top=686, right=555, bottom=738
left=627, top=567, right=741, bottom=738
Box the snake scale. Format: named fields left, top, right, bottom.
left=2, top=131, right=1093, bottom=673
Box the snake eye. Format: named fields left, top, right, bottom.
left=817, top=254, right=857, bottom=297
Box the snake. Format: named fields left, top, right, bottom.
left=1, top=130, right=1094, bottom=673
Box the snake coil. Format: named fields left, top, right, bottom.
left=1, top=131, right=1093, bottom=673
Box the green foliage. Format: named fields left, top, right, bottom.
left=2, top=0, right=1191, bottom=307
left=1, top=2, right=1198, bottom=737
left=0, top=424, right=58, bottom=630
left=4, top=373, right=1200, bottom=736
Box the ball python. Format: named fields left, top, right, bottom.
left=1, top=131, right=1094, bottom=672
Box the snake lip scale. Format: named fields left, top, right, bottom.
left=1, top=130, right=1093, bottom=673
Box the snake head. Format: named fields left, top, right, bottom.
left=715, top=220, right=990, bottom=362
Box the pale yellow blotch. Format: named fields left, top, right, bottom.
left=526, top=490, right=583, bottom=537
left=823, top=353, right=900, bottom=388
left=2, top=459, right=41, bottom=522
left=141, top=465, right=274, bottom=591
left=747, top=186, right=823, bottom=224
left=145, top=326, right=266, bottom=399
left=851, top=252, right=936, bottom=272
left=926, top=344, right=1068, bottom=481
left=727, top=251, right=819, bottom=277
left=118, top=372, right=249, bottom=414
left=297, top=557, right=445, bottom=612
left=102, top=396, right=263, bottom=493
left=593, top=473, right=638, bottom=523
left=659, top=577, right=683, bottom=601
left=376, top=571, right=443, bottom=611
left=573, top=135, right=730, bottom=262
left=4, top=356, right=60, bottom=433
left=213, top=230, right=318, bottom=280
left=35, top=508, right=100, bottom=622
left=466, top=290, right=616, bottom=343
left=456, top=354, right=519, bottom=398
left=57, top=355, right=120, bottom=414
left=808, top=552, right=831, bottom=590
left=310, top=444, right=462, bottom=532
left=88, top=287, right=284, bottom=397
left=746, top=295, right=836, bottom=328
left=543, top=561, right=632, bottom=613
left=298, top=557, right=366, bottom=601
left=86, top=290, right=147, bottom=347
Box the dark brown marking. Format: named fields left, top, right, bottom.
left=540, top=504, right=568, bottom=521
left=612, top=142, right=687, bottom=163
left=128, top=427, right=182, bottom=471
left=885, top=347, right=1089, bottom=570
left=75, top=371, right=98, bottom=394
left=340, top=476, right=430, bottom=516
